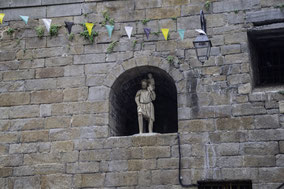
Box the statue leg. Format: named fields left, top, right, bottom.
left=148, top=119, right=153, bottom=133
left=138, top=114, right=143, bottom=134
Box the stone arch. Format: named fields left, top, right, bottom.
left=104, top=56, right=184, bottom=136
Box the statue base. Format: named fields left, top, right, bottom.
left=133, top=132, right=159, bottom=137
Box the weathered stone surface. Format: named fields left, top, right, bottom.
left=9, top=143, right=38, bottom=154
left=31, top=90, right=63, bottom=104
left=217, top=143, right=240, bottom=156
left=232, top=103, right=266, bottom=116
left=135, top=0, right=162, bottom=9
left=88, top=86, right=110, bottom=101
left=80, top=149, right=111, bottom=161
left=280, top=141, right=284, bottom=153
left=3, top=70, right=34, bottom=81
left=0, top=60, right=20, bottom=71
left=10, top=105, right=40, bottom=119
left=105, top=172, right=138, bottom=186
left=142, top=146, right=171, bottom=159
left=41, top=174, right=72, bottom=189
left=67, top=162, right=100, bottom=173
left=74, top=54, right=105, bottom=64
left=74, top=173, right=105, bottom=187
left=45, top=56, right=72, bottom=67
left=45, top=116, right=70, bottom=129
left=248, top=129, right=284, bottom=141
left=241, top=142, right=278, bottom=155
left=238, top=83, right=251, bottom=94
left=0, top=167, right=13, bottom=177
left=152, top=170, right=178, bottom=185
left=51, top=141, right=74, bottom=152
left=255, top=115, right=279, bottom=129
left=10, top=0, right=41, bottom=7
left=146, top=7, right=180, bottom=19
left=56, top=76, right=85, bottom=88
left=259, top=168, right=284, bottom=182
left=216, top=117, right=253, bottom=130
left=279, top=101, right=284, bottom=113
left=21, top=130, right=49, bottom=143
left=222, top=168, right=258, bottom=180
left=40, top=104, right=51, bottom=117
left=26, top=37, right=46, bottom=49
left=213, top=0, right=259, bottom=13
left=25, top=78, right=57, bottom=91
left=2, top=7, right=46, bottom=21
left=0, top=92, right=30, bottom=107
left=244, top=155, right=275, bottom=167
left=179, top=119, right=214, bottom=132
left=34, top=163, right=64, bottom=175
left=47, top=4, right=82, bottom=17
left=12, top=176, right=41, bottom=189
left=0, top=132, right=18, bottom=143
left=246, top=9, right=284, bottom=24
left=128, top=159, right=156, bottom=171
left=36, top=67, right=64, bottom=79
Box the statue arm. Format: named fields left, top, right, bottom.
left=150, top=90, right=156, bottom=101
left=135, top=90, right=141, bottom=106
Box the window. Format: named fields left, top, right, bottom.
left=248, top=26, right=284, bottom=87
left=109, top=66, right=178, bottom=136
left=198, top=180, right=252, bottom=189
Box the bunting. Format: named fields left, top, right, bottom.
left=85, top=23, right=94, bottom=36
left=125, top=26, right=133, bottom=39
left=20, top=15, right=29, bottom=25
left=144, top=28, right=151, bottom=39
left=0, top=13, right=5, bottom=24
left=161, top=28, right=169, bottom=40
left=178, top=29, right=185, bottom=41
left=106, top=25, right=114, bottom=38
left=42, top=19, right=52, bottom=32
left=65, top=21, right=74, bottom=34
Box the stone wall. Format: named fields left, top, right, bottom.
left=0, top=0, right=284, bottom=188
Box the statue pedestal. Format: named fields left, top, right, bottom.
left=133, top=133, right=159, bottom=137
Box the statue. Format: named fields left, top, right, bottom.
left=135, top=74, right=156, bottom=134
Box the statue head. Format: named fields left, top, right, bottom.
left=141, top=79, right=148, bottom=89
left=148, top=73, right=153, bottom=79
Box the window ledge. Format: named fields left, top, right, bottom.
left=252, top=85, right=284, bottom=93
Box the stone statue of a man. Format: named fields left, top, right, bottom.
left=135, top=76, right=156, bottom=134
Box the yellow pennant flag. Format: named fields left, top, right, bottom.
left=85, top=23, right=94, bottom=36
left=0, top=13, right=5, bottom=24
left=161, top=28, right=169, bottom=40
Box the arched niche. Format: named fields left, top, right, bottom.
left=109, top=65, right=178, bottom=136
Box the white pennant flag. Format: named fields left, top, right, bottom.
left=125, top=26, right=133, bottom=39
left=42, top=19, right=52, bottom=32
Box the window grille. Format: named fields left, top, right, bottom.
left=197, top=180, right=252, bottom=189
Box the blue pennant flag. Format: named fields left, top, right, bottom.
left=178, top=29, right=185, bottom=41
left=20, top=15, right=29, bottom=24
left=144, top=28, right=151, bottom=39
left=106, top=25, right=114, bottom=38
left=65, top=21, right=74, bottom=34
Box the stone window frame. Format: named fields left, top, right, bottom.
left=102, top=56, right=186, bottom=137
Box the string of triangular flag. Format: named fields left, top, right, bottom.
left=161, top=28, right=169, bottom=40
left=125, top=26, right=133, bottom=39
left=42, top=18, right=51, bottom=32
left=0, top=13, right=5, bottom=24
left=106, top=25, right=114, bottom=38
left=144, top=28, right=151, bottom=39
left=20, top=15, right=29, bottom=24
left=0, top=13, right=187, bottom=41
left=65, top=21, right=74, bottom=34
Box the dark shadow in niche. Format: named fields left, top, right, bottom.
left=109, top=66, right=178, bottom=136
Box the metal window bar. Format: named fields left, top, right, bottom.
left=197, top=181, right=252, bottom=189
